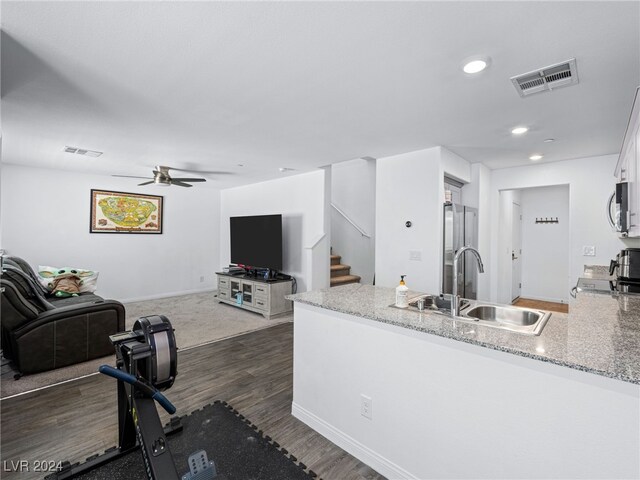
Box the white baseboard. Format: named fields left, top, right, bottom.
left=291, top=402, right=418, bottom=480
left=120, top=287, right=216, bottom=304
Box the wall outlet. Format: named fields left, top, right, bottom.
left=409, top=250, right=422, bottom=261
left=199, top=276, right=205, bottom=282
left=361, top=394, right=372, bottom=420
left=583, top=246, right=596, bottom=256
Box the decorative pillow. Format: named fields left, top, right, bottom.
left=37, top=266, right=99, bottom=293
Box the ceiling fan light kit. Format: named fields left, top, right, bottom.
left=152, top=177, right=171, bottom=187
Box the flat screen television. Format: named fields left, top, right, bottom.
left=230, top=214, right=283, bottom=271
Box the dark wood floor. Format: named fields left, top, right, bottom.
left=0, top=323, right=384, bottom=480
left=513, top=297, right=569, bottom=313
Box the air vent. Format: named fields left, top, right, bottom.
left=511, top=58, right=579, bottom=97
left=63, top=146, right=103, bottom=157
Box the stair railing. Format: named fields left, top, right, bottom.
left=331, top=203, right=371, bottom=238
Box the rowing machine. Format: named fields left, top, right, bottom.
left=50, top=315, right=220, bottom=480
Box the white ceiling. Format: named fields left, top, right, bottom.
left=1, top=1, right=639, bottom=189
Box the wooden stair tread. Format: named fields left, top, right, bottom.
left=329, top=252, right=359, bottom=286
left=330, top=263, right=352, bottom=278
left=330, top=264, right=351, bottom=271
left=330, top=274, right=361, bottom=287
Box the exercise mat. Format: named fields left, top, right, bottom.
left=51, top=400, right=321, bottom=480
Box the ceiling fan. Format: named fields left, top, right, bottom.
left=113, top=165, right=208, bottom=188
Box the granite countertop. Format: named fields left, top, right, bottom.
left=581, top=264, right=614, bottom=280
left=287, top=284, right=640, bottom=385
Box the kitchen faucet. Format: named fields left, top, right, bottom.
left=451, top=246, right=484, bottom=316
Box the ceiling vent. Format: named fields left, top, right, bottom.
left=64, top=146, right=103, bottom=157
left=510, top=58, right=579, bottom=97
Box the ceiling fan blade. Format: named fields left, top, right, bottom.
left=171, top=177, right=206, bottom=182
left=169, top=168, right=234, bottom=175
left=170, top=180, right=193, bottom=187
left=138, top=180, right=155, bottom=186
left=113, top=175, right=153, bottom=180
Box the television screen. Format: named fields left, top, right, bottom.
left=230, top=214, right=283, bottom=270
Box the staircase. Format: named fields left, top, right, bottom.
left=330, top=253, right=361, bottom=287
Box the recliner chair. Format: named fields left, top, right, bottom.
left=1, top=256, right=126, bottom=375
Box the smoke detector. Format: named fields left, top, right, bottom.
left=511, top=58, right=579, bottom=97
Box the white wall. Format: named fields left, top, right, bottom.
left=219, top=169, right=328, bottom=293
left=376, top=147, right=472, bottom=293
left=331, top=158, right=376, bottom=284
left=520, top=185, right=570, bottom=303
left=0, top=164, right=220, bottom=301
left=293, top=303, right=640, bottom=480
left=490, top=154, right=640, bottom=302
left=461, top=163, right=491, bottom=300
left=441, top=147, right=471, bottom=184
left=375, top=148, right=442, bottom=292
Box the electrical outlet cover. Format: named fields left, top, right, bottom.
left=361, top=394, right=372, bottom=420
left=583, top=246, right=596, bottom=256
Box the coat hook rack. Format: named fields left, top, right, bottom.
left=535, top=217, right=559, bottom=224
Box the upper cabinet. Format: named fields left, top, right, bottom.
left=614, top=87, right=640, bottom=237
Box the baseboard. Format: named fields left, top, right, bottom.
left=291, top=402, right=418, bottom=480
left=120, top=288, right=216, bottom=304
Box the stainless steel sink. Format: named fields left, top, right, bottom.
left=390, top=294, right=551, bottom=336
left=458, top=304, right=551, bottom=335
left=390, top=294, right=469, bottom=315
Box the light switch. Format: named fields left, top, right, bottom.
left=583, top=245, right=596, bottom=256
left=409, top=250, right=422, bottom=261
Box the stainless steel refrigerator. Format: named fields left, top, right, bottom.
left=442, top=203, right=479, bottom=299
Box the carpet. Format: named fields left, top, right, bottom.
left=54, top=401, right=320, bottom=480
left=1, top=292, right=292, bottom=399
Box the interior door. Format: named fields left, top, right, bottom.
left=511, top=203, right=522, bottom=302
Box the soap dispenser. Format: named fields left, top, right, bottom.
left=395, top=275, right=409, bottom=308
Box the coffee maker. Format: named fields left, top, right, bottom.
left=609, top=248, right=640, bottom=282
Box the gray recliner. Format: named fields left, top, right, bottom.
left=1, top=256, right=126, bottom=375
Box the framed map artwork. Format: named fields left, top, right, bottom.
left=90, top=190, right=163, bottom=234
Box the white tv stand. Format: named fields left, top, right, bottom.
left=216, top=272, right=293, bottom=319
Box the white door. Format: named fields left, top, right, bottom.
left=511, top=203, right=522, bottom=302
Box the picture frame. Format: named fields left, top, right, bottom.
left=90, top=189, right=163, bottom=234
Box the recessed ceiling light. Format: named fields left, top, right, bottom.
left=511, top=126, right=529, bottom=135
left=544, top=138, right=555, bottom=143
left=462, top=57, right=490, bottom=74
left=529, top=154, right=543, bottom=161
left=279, top=167, right=295, bottom=172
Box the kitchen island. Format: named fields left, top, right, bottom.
left=288, top=284, right=640, bottom=479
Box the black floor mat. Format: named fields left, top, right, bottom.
left=63, top=401, right=319, bottom=480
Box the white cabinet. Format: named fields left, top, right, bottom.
left=614, top=86, right=640, bottom=237
left=216, top=273, right=292, bottom=319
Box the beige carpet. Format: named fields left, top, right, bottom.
left=0, top=292, right=292, bottom=399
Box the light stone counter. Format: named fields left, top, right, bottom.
left=288, top=283, right=640, bottom=385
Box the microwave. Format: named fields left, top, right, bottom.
left=608, top=182, right=629, bottom=235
